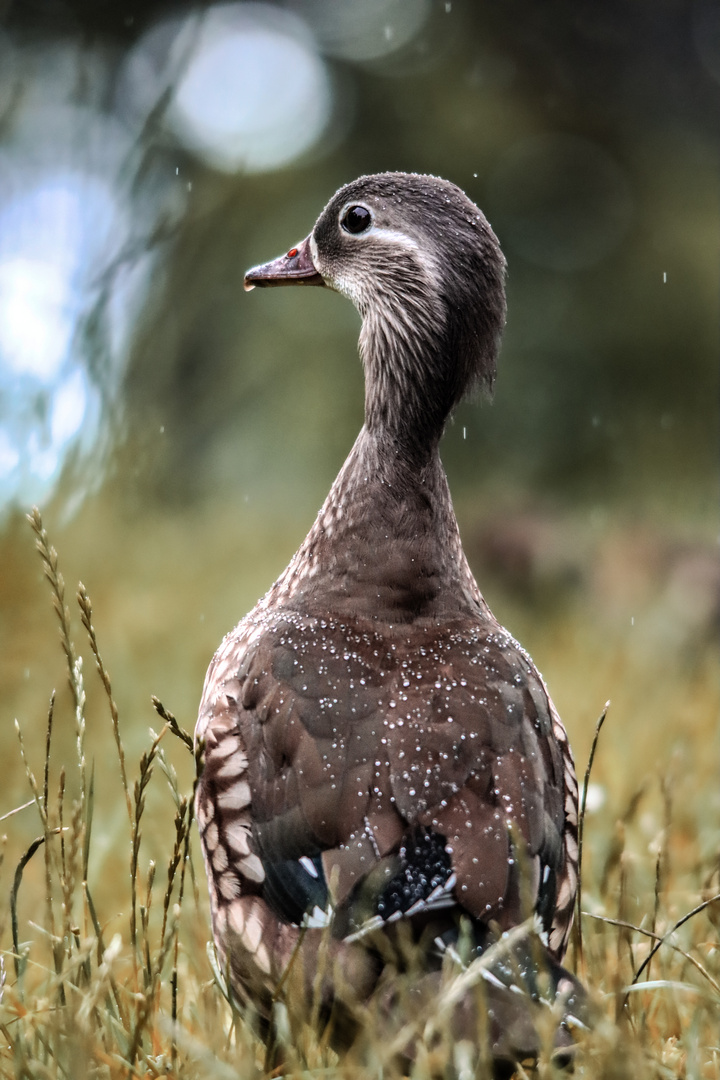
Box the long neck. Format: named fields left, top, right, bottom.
left=269, top=426, right=486, bottom=622
left=358, top=256, right=455, bottom=459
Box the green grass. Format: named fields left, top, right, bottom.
left=0, top=508, right=718, bottom=1079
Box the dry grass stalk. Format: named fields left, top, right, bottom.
left=78, top=582, right=133, bottom=829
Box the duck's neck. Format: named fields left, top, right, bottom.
left=358, top=254, right=456, bottom=455
left=271, top=426, right=485, bottom=622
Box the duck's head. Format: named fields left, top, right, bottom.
left=245, top=172, right=506, bottom=451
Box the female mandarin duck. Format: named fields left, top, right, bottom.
left=195, top=172, right=588, bottom=1069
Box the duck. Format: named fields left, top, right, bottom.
left=194, top=172, right=589, bottom=1070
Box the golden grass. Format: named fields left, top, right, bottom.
left=0, top=507, right=718, bottom=1079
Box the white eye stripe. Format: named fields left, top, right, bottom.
left=338, top=216, right=421, bottom=256
left=368, top=227, right=421, bottom=254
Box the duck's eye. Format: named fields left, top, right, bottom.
left=341, top=205, right=372, bottom=235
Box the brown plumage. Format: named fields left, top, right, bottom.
left=195, top=172, right=588, bottom=1068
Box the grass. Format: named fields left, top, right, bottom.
left=0, top=507, right=718, bottom=1078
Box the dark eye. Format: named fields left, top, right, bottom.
left=341, top=205, right=372, bottom=235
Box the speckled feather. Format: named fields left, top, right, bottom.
left=195, top=172, right=581, bottom=1049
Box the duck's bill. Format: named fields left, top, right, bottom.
left=244, top=235, right=324, bottom=291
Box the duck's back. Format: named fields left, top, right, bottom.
left=196, top=569, right=577, bottom=1005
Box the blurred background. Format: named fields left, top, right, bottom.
left=0, top=0, right=717, bottom=901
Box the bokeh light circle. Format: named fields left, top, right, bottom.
left=122, top=3, right=332, bottom=174
left=0, top=92, right=152, bottom=513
